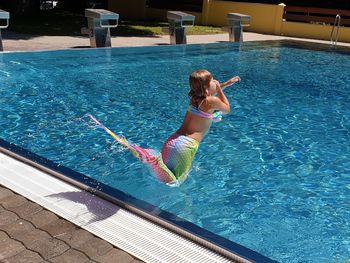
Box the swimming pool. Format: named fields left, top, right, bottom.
left=1, top=41, right=349, bottom=262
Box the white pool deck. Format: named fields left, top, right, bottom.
left=1, top=31, right=349, bottom=262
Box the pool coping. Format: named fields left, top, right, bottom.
left=2, top=38, right=350, bottom=58
left=0, top=138, right=277, bottom=263
left=2, top=31, right=350, bottom=53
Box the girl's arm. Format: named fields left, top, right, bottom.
left=220, top=76, right=241, bottom=90
left=208, top=81, right=230, bottom=113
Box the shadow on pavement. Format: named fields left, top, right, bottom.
left=47, top=191, right=120, bottom=224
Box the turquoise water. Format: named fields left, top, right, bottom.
left=1, top=42, right=350, bottom=262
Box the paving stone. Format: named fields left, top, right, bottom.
left=0, top=189, right=144, bottom=263
left=55, top=228, right=94, bottom=249
left=30, top=209, right=58, bottom=228
left=4, top=249, right=44, bottom=263
left=0, top=237, right=26, bottom=259
left=94, top=248, right=134, bottom=263
left=8, top=201, right=43, bottom=219
left=40, top=219, right=77, bottom=238
left=50, top=248, right=90, bottom=263
left=0, top=210, right=19, bottom=226
left=0, top=186, right=14, bottom=200
left=76, top=236, right=113, bottom=260
left=29, top=237, right=70, bottom=260
left=0, top=194, right=27, bottom=209
left=15, top=227, right=51, bottom=248
left=0, top=230, right=10, bottom=243
left=2, top=220, right=35, bottom=239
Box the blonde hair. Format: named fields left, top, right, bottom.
left=188, top=69, right=212, bottom=107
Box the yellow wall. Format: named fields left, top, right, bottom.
left=281, top=21, right=350, bottom=43
left=202, top=0, right=350, bottom=43
left=203, top=1, right=284, bottom=34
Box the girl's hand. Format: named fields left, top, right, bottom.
left=213, top=80, right=221, bottom=92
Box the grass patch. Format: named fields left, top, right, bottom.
left=115, top=20, right=224, bottom=36
left=7, top=10, right=225, bottom=36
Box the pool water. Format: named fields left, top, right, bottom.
left=1, top=41, right=350, bottom=262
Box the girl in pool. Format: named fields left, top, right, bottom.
left=90, top=69, right=240, bottom=185
left=159, top=70, right=240, bottom=184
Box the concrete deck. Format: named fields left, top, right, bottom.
left=2, top=31, right=349, bottom=51
left=3, top=31, right=280, bottom=51
left=0, top=31, right=349, bottom=262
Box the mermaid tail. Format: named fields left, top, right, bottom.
left=161, top=133, right=199, bottom=183
left=127, top=144, right=178, bottom=184
left=88, top=115, right=198, bottom=185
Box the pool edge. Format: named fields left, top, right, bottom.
left=0, top=138, right=277, bottom=263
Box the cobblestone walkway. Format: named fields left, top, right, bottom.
left=0, top=185, right=144, bottom=263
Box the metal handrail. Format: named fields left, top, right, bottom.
left=330, top=14, right=341, bottom=47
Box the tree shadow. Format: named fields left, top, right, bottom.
left=111, top=20, right=168, bottom=38
left=5, top=11, right=86, bottom=38
left=110, top=26, right=161, bottom=38
left=2, top=31, right=35, bottom=40
left=4, top=10, right=167, bottom=39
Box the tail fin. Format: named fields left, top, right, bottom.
left=87, top=114, right=178, bottom=184
left=87, top=114, right=138, bottom=158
